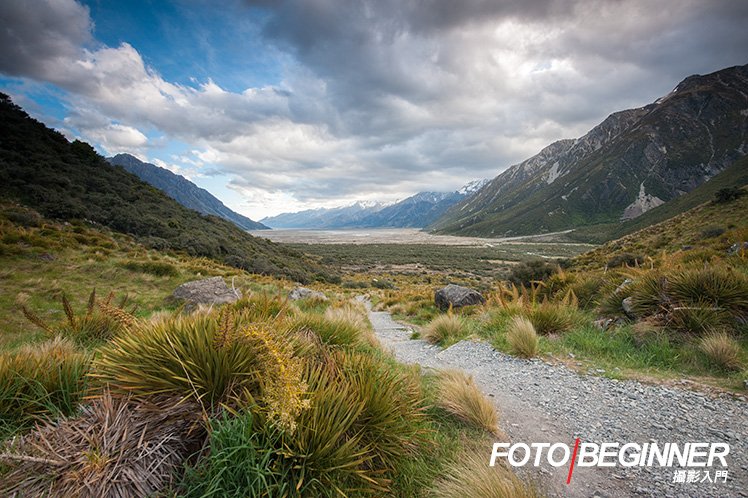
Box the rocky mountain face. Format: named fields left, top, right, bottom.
left=430, top=64, right=748, bottom=238
left=108, top=154, right=268, bottom=231
left=261, top=181, right=486, bottom=229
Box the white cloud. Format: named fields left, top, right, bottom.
left=1, top=0, right=747, bottom=218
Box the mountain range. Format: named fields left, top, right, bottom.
left=261, top=180, right=487, bottom=229
left=108, top=154, right=268, bottom=231
left=430, top=64, right=748, bottom=239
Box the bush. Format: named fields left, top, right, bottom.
left=423, top=314, right=466, bottom=345
left=436, top=370, right=500, bottom=435
left=700, top=226, right=726, bottom=239
left=714, top=187, right=745, bottom=204
left=0, top=337, right=90, bottom=435
left=607, top=253, right=644, bottom=268
left=233, top=292, right=294, bottom=322
left=93, top=311, right=307, bottom=425
left=506, top=316, right=539, bottom=358
left=699, top=332, right=743, bottom=371
left=528, top=302, right=575, bottom=335
left=669, top=304, right=733, bottom=335
left=122, top=260, right=179, bottom=277
left=669, top=268, right=748, bottom=317
left=508, top=259, right=557, bottom=286
left=628, top=273, right=669, bottom=317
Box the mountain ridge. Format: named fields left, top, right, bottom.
left=430, top=64, right=748, bottom=239
left=108, top=154, right=268, bottom=231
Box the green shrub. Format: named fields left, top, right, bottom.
left=0, top=337, right=90, bottom=435
left=700, top=226, right=726, bottom=239
left=714, top=187, right=745, bottom=204
left=628, top=273, right=669, bottom=317
left=528, top=302, right=575, bottom=335
left=92, top=312, right=307, bottom=424
left=121, top=260, right=179, bottom=277
left=607, top=253, right=644, bottom=268
left=508, top=259, right=557, bottom=286
left=669, top=268, right=748, bottom=317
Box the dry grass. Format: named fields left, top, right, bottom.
left=699, top=332, right=744, bottom=371
left=506, top=316, right=539, bottom=358
left=432, top=449, right=543, bottom=498
left=0, top=391, right=204, bottom=498
left=436, top=369, right=501, bottom=436
left=423, top=314, right=466, bottom=345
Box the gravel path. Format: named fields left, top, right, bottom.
left=364, top=301, right=748, bottom=498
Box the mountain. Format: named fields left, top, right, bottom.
left=261, top=201, right=389, bottom=229
left=108, top=153, right=268, bottom=231
left=262, top=180, right=487, bottom=229
left=430, top=64, right=748, bottom=239
left=0, top=93, right=332, bottom=283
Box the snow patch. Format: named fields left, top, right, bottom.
left=546, top=162, right=561, bottom=184
left=620, top=183, right=665, bottom=221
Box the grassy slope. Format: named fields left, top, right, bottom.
left=0, top=203, right=287, bottom=349
left=0, top=94, right=331, bottom=284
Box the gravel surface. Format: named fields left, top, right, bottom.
left=364, top=301, right=748, bottom=498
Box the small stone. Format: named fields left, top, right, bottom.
left=622, top=297, right=636, bottom=319
left=288, top=287, right=328, bottom=301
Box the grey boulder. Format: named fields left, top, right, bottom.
left=171, top=277, right=241, bottom=308
left=435, top=284, right=485, bottom=310
left=289, top=287, right=328, bottom=301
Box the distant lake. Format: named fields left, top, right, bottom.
left=249, top=228, right=588, bottom=247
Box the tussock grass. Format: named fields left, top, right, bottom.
left=432, top=450, right=542, bottom=498
left=233, top=291, right=295, bottom=321
left=0, top=337, right=90, bottom=435
left=506, top=316, right=539, bottom=358
left=1, top=391, right=203, bottom=497
left=436, top=370, right=501, bottom=436
left=699, top=332, right=743, bottom=371
left=424, top=314, right=467, bottom=345
left=528, top=302, right=576, bottom=335
left=92, top=311, right=308, bottom=427
left=288, top=311, right=362, bottom=348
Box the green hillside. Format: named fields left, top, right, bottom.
left=0, top=94, right=333, bottom=284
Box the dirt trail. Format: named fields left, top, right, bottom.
left=363, top=300, right=748, bottom=498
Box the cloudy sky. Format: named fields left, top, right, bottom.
left=1, top=0, right=746, bottom=219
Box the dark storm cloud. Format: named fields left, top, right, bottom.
left=0, top=0, right=92, bottom=79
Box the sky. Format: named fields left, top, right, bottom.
left=1, top=0, right=747, bottom=220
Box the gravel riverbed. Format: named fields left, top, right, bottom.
left=365, top=302, right=748, bottom=498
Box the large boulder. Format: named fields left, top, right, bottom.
left=171, top=277, right=240, bottom=308
left=434, top=284, right=485, bottom=310
left=288, top=287, right=328, bottom=301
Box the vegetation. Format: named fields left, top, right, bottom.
left=423, top=313, right=468, bottom=346
left=436, top=370, right=500, bottom=436
left=506, top=316, right=539, bottom=358
left=0, top=93, right=334, bottom=283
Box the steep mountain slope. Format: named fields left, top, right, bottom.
left=431, top=64, right=748, bottom=238
left=262, top=180, right=487, bottom=229
left=109, top=154, right=268, bottom=230
left=0, top=93, right=331, bottom=283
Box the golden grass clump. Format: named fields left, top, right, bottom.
left=699, top=332, right=744, bottom=371
left=0, top=391, right=203, bottom=498
left=432, top=450, right=542, bottom=498
left=506, top=316, right=539, bottom=358
left=0, top=336, right=90, bottom=431
left=423, top=313, right=466, bottom=345
left=436, top=369, right=501, bottom=436
left=92, top=310, right=308, bottom=430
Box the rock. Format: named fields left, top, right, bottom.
left=288, top=287, right=328, bottom=301
left=171, top=277, right=240, bottom=308
left=621, top=297, right=636, bottom=319
left=434, top=284, right=485, bottom=310
left=681, top=245, right=693, bottom=251
left=728, top=242, right=748, bottom=255
left=614, top=278, right=634, bottom=295
left=593, top=318, right=614, bottom=330
left=38, top=252, right=55, bottom=261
